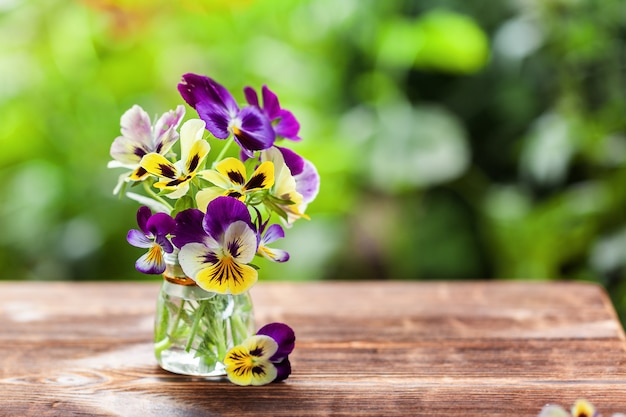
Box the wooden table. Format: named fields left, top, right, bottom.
left=1, top=281, right=625, bottom=416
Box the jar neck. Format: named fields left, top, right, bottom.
left=163, top=250, right=196, bottom=286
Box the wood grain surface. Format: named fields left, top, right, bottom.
left=1, top=281, right=625, bottom=416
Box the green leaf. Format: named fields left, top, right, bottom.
left=172, top=195, right=195, bottom=216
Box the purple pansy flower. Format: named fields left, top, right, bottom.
left=126, top=206, right=176, bottom=274
left=244, top=85, right=301, bottom=142
left=174, top=196, right=259, bottom=295
left=178, top=73, right=275, bottom=157
left=257, top=322, right=295, bottom=382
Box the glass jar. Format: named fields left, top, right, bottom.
left=153, top=253, right=255, bottom=376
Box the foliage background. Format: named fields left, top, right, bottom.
left=2, top=0, right=626, bottom=321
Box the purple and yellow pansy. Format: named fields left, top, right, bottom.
left=225, top=322, right=295, bottom=386
left=174, top=197, right=259, bottom=295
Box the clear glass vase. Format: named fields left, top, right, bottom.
left=154, top=254, right=255, bottom=377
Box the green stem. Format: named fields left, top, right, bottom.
left=185, top=300, right=208, bottom=352
left=154, top=337, right=172, bottom=357
left=212, top=137, right=235, bottom=168
left=143, top=182, right=174, bottom=212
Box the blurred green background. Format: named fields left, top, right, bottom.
left=3, top=0, right=626, bottom=321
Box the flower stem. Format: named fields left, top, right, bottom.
left=212, top=137, right=236, bottom=168
left=143, top=182, right=174, bottom=212
left=185, top=300, right=208, bottom=352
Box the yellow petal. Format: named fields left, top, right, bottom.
left=128, top=166, right=149, bottom=182
left=194, top=256, right=257, bottom=295
left=215, top=157, right=247, bottom=186
left=140, top=153, right=179, bottom=179
left=198, top=169, right=233, bottom=189
left=179, top=119, right=206, bottom=159
left=571, top=400, right=595, bottom=417
left=244, top=161, right=274, bottom=191
left=196, top=187, right=228, bottom=212
left=225, top=335, right=278, bottom=386
left=185, top=139, right=210, bottom=174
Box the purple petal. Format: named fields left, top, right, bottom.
left=127, top=229, right=153, bottom=249
left=146, top=212, right=176, bottom=237
left=262, top=224, right=285, bottom=245
left=261, top=85, right=281, bottom=120
left=154, top=105, right=185, bottom=139
left=196, top=103, right=232, bottom=139
left=153, top=105, right=185, bottom=153
left=202, top=197, right=253, bottom=241
left=234, top=106, right=275, bottom=153
left=276, top=146, right=304, bottom=176
left=120, top=105, right=152, bottom=147
left=274, top=109, right=301, bottom=141
left=273, top=357, right=291, bottom=382
left=155, top=235, right=174, bottom=253
left=257, top=322, right=295, bottom=361
left=243, top=86, right=259, bottom=107
left=172, top=209, right=207, bottom=249
left=136, top=206, right=152, bottom=235
left=178, top=73, right=239, bottom=116
left=295, top=159, right=320, bottom=205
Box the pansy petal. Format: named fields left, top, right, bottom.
left=224, top=221, right=258, bottom=263
left=571, top=400, right=596, bottom=417
left=136, top=206, right=152, bottom=234
left=245, top=334, right=279, bottom=360
left=155, top=235, right=174, bottom=253
left=135, top=244, right=166, bottom=274
left=110, top=135, right=148, bottom=165
left=199, top=169, right=233, bottom=189
left=202, top=196, right=252, bottom=241
left=274, top=357, right=292, bottom=382
left=224, top=335, right=278, bottom=386
left=244, top=161, right=274, bottom=191
left=215, top=157, right=247, bottom=186
left=262, top=224, right=285, bottom=245
left=172, top=208, right=207, bottom=248
left=153, top=105, right=185, bottom=149
left=275, top=109, right=301, bottom=141
left=196, top=102, right=232, bottom=139
left=257, top=322, right=295, bottom=360
left=195, top=187, right=229, bottom=213
left=259, top=245, right=290, bottom=263
left=261, top=85, right=281, bottom=120
left=140, top=153, right=180, bottom=179
left=276, top=146, right=304, bottom=176
left=128, top=166, right=149, bottom=182
left=178, top=242, right=219, bottom=280
left=127, top=229, right=153, bottom=249
left=243, top=86, right=259, bottom=107
left=179, top=118, right=207, bottom=162
left=193, top=256, right=257, bottom=294
left=178, top=73, right=239, bottom=115
left=119, top=105, right=152, bottom=147
left=185, top=139, right=211, bottom=175
left=233, top=106, right=275, bottom=152
left=146, top=212, right=176, bottom=237
left=295, top=159, right=320, bottom=205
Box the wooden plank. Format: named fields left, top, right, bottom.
left=0, top=281, right=625, bottom=416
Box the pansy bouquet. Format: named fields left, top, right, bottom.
left=108, top=73, right=319, bottom=385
